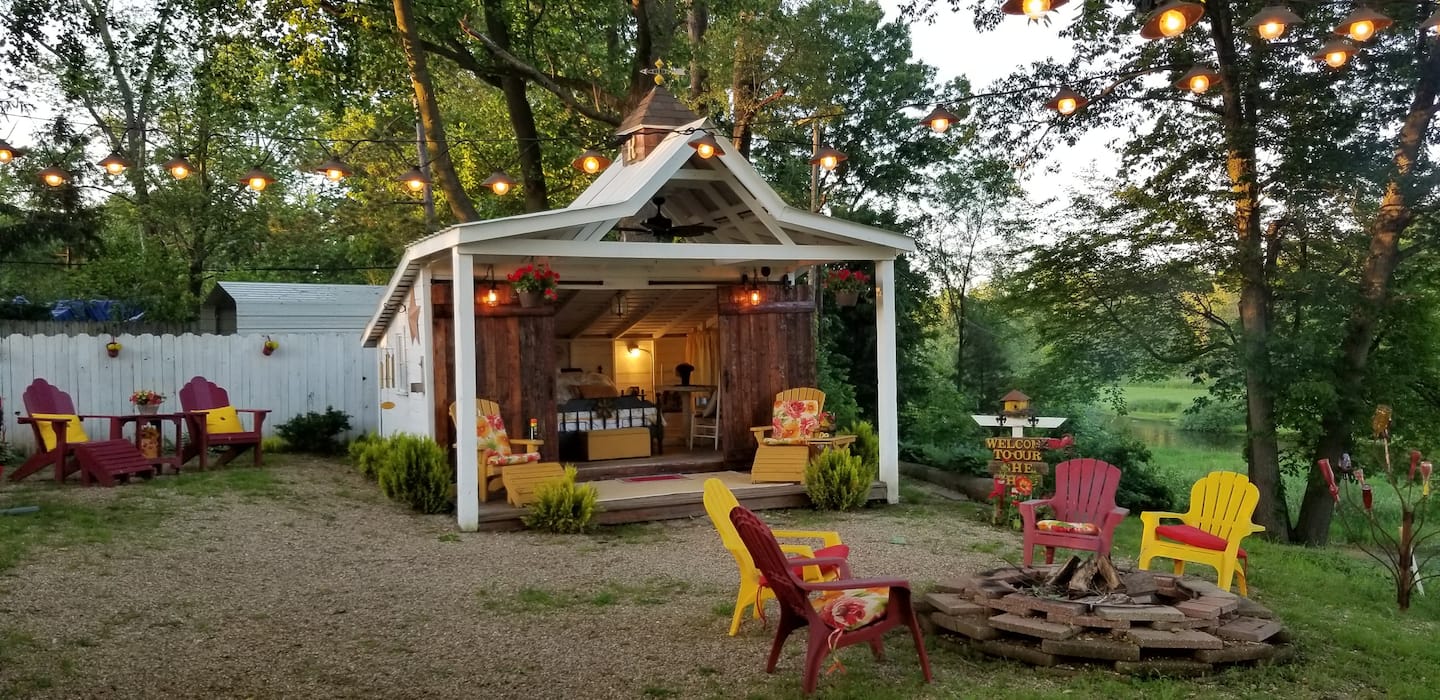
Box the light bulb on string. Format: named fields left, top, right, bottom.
left=314, top=157, right=353, bottom=182
left=398, top=166, right=429, bottom=192
left=98, top=152, right=130, bottom=175
left=920, top=106, right=960, bottom=133
left=482, top=170, right=516, bottom=196
left=809, top=146, right=847, bottom=172
left=163, top=156, right=193, bottom=180
left=38, top=166, right=68, bottom=187
left=1174, top=66, right=1222, bottom=95
left=1245, top=6, right=1301, bottom=41
left=1045, top=88, right=1089, bottom=116
left=0, top=140, right=16, bottom=163
left=1335, top=8, right=1391, bottom=43
left=1000, top=0, right=1068, bottom=19
left=1313, top=39, right=1357, bottom=69
left=1140, top=0, right=1204, bottom=40
left=689, top=133, right=724, bottom=159
left=571, top=149, right=611, bottom=174
left=241, top=167, right=274, bottom=192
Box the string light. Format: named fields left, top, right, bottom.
left=1045, top=88, right=1088, bottom=116
left=571, top=149, right=611, bottom=174
left=1175, top=66, right=1222, bottom=95
left=1245, top=6, right=1301, bottom=41
left=1000, top=0, right=1068, bottom=19
left=1314, top=39, right=1357, bottom=68
left=1424, top=10, right=1440, bottom=34
left=37, top=166, right=68, bottom=187
left=241, top=166, right=274, bottom=192
left=1141, top=0, right=1204, bottom=40
left=163, top=155, right=193, bottom=180
left=398, top=166, right=429, bottom=192
left=314, top=157, right=353, bottom=182
left=690, top=133, right=724, bottom=159
left=97, top=152, right=131, bottom=175
left=1335, top=8, right=1391, bottom=42
left=482, top=170, right=516, bottom=195
left=920, top=105, right=961, bottom=133
left=809, top=146, right=847, bottom=172
left=0, top=139, right=19, bottom=163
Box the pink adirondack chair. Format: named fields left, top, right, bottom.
left=178, top=377, right=270, bottom=469
left=1018, top=458, right=1129, bottom=566
left=11, top=379, right=157, bottom=486
left=730, top=505, right=932, bottom=696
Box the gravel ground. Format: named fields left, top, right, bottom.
left=0, top=457, right=1016, bottom=699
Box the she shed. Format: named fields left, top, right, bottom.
left=363, top=88, right=914, bottom=530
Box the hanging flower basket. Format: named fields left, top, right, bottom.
left=262, top=336, right=280, bottom=356
left=825, top=268, right=871, bottom=307
left=507, top=263, right=560, bottom=307
left=105, top=338, right=122, bottom=357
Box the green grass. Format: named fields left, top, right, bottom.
left=477, top=577, right=695, bottom=613
left=1119, top=383, right=1207, bottom=421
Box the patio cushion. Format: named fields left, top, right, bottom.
left=1037, top=519, right=1099, bottom=535
left=771, top=399, right=820, bottom=441
left=1155, top=524, right=1248, bottom=558
left=811, top=586, right=889, bottom=631
left=477, top=414, right=514, bottom=462
left=762, top=436, right=811, bottom=446
left=486, top=452, right=541, bottom=467
left=198, top=406, right=245, bottom=434
left=31, top=413, right=90, bottom=450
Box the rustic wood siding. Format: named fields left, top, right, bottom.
left=718, top=284, right=816, bottom=463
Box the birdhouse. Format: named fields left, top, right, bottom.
left=1001, top=390, right=1032, bottom=417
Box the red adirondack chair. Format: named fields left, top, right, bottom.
left=1018, top=458, right=1129, bottom=566
left=178, top=377, right=270, bottom=469
left=729, top=506, right=932, bottom=695
left=11, top=379, right=157, bottom=486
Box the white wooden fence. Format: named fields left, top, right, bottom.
left=1, top=333, right=376, bottom=453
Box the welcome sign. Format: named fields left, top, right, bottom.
left=986, top=436, right=1050, bottom=493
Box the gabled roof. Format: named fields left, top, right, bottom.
left=362, top=119, right=915, bottom=347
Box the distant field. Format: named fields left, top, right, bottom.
left=1117, top=382, right=1207, bottom=421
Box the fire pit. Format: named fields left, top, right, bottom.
left=920, top=555, right=1292, bottom=675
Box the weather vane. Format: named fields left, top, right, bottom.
left=639, top=59, right=686, bottom=85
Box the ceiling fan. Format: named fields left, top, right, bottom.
left=615, top=196, right=716, bottom=238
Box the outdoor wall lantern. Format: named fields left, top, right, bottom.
left=572, top=149, right=612, bottom=174
left=690, top=133, right=725, bottom=159
left=163, top=155, right=193, bottom=180
left=483, top=170, right=516, bottom=196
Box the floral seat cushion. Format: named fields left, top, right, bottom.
left=1036, top=519, right=1099, bottom=535
left=477, top=414, right=538, bottom=465
left=486, top=452, right=542, bottom=467
left=765, top=399, right=820, bottom=445
left=810, top=586, right=889, bottom=631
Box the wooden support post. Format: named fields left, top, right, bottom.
left=453, top=251, right=479, bottom=531
left=875, top=258, right=899, bottom=503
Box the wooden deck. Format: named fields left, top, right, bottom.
left=474, top=470, right=887, bottom=531
left=573, top=448, right=728, bottom=482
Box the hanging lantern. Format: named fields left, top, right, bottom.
left=1423, top=10, right=1440, bottom=33
left=1045, top=88, right=1089, bottom=116
left=163, top=155, right=194, bottom=180
left=1244, top=6, right=1302, bottom=41
left=571, top=149, right=612, bottom=174
left=37, top=166, right=68, bottom=187
left=1140, top=0, right=1204, bottom=40
left=690, top=133, right=725, bottom=159
left=1334, top=7, right=1391, bottom=42
left=241, top=167, right=274, bottom=192
left=482, top=170, right=516, bottom=195
left=398, top=166, right=430, bottom=192
left=1175, top=66, right=1222, bottom=95
left=314, top=157, right=353, bottom=182
left=1000, top=0, right=1069, bottom=19
left=920, top=105, right=961, bottom=133
left=1313, top=39, right=1358, bottom=68
left=748, top=284, right=762, bottom=305
left=809, top=146, right=847, bottom=172
left=0, top=139, right=16, bottom=163
left=97, top=152, right=131, bottom=175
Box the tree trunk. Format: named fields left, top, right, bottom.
left=1294, top=43, right=1440, bottom=545
left=629, top=0, right=657, bottom=107
left=730, top=11, right=756, bottom=158
left=1209, top=6, right=1290, bottom=539
left=393, top=0, right=479, bottom=223
left=482, top=0, right=549, bottom=213
left=687, top=1, right=708, bottom=105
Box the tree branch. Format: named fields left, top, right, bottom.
left=459, top=17, right=621, bottom=126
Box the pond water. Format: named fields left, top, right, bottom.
left=1108, top=416, right=1244, bottom=452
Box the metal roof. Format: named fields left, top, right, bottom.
left=208, top=282, right=386, bottom=335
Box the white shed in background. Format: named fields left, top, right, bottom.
left=200, top=282, right=386, bottom=335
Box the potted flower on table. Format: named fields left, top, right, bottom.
left=825, top=268, right=871, bottom=307
left=130, top=389, right=166, bottom=415
left=507, top=263, right=560, bottom=308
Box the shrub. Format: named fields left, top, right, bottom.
left=847, top=420, right=880, bottom=474
left=805, top=448, right=875, bottom=511
left=377, top=434, right=452, bottom=514
left=347, top=433, right=388, bottom=480
left=260, top=436, right=287, bottom=454
left=1047, top=406, right=1176, bottom=512
left=275, top=407, right=353, bottom=454
left=522, top=465, right=598, bottom=533
left=1177, top=398, right=1246, bottom=434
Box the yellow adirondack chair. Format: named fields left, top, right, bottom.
left=750, top=388, right=826, bottom=483
left=448, top=400, right=544, bottom=503
left=1138, top=471, right=1266, bottom=596
left=702, top=478, right=849, bottom=636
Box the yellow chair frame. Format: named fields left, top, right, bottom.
left=448, top=399, right=544, bottom=503
left=749, top=388, right=825, bottom=483
left=1138, top=471, right=1266, bottom=595
left=703, top=477, right=843, bottom=636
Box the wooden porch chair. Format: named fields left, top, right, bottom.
left=1018, top=458, right=1128, bottom=566
left=703, top=477, right=849, bottom=636
left=448, top=399, right=543, bottom=503
left=1138, top=471, right=1266, bottom=596
left=750, top=388, right=824, bottom=483
left=730, top=505, right=932, bottom=695
left=690, top=385, right=721, bottom=451
left=10, top=379, right=156, bottom=486
left=178, top=376, right=270, bottom=469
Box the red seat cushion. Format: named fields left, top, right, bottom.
left=1155, top=524, right=1247, bottom=559
left=759, top=544, right=851, bottom=587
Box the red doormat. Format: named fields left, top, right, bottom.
left=621, top=474, right=689, bottom=483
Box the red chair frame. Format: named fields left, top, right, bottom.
left=729, top=506, right=932, bottom=695
left=1018, top=458, right=1129, bottom=566
left=178, top=377, right=270, bottom=469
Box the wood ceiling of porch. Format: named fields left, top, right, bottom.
left=553, top=287, right=717, bottom=340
